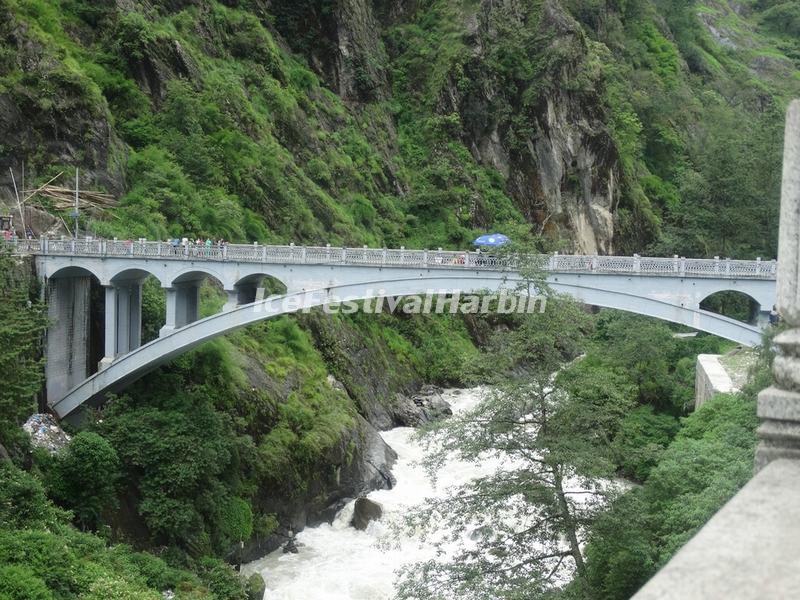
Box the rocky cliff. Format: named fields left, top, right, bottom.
left=269, top=0, right=619, bottom=252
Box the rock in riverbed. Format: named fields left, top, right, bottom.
left=394, top=385, right=453, bottom=427
left=351, top=497, right=383, bottom=531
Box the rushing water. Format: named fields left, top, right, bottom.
left=242, top=387, right=505, bottom=600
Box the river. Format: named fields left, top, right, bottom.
left=241, top=385, right=608, bottom=599
left=241, top=387, right=508, bottom=600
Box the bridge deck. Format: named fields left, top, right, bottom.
left=7, top=239, right=778, bottom=280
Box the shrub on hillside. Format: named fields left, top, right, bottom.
left=48, top=432, right=121, bottom=531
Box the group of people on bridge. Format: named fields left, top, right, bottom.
left=164, top=237, right=228, bottom=257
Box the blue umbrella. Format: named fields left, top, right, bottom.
left=472, top=233, right=510, bottom=247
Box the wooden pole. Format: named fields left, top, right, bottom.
left=9, top=167, right=24, bottom=236
left=74, top=167, right=79, bottom=240
left=21, top=160, right=25, bottom=233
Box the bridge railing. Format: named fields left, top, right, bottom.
left=3, top=239, right=777, bottom=279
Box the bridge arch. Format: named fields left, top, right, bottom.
left=111, top=267, right=161, bottom=285
left=170, top=268, right=229, bottom=289
left=547, top=281, right=762, bottom=345
left=231, top=273, right=288, bottom=307
left=50, top=274, right=765, bottom=419
left=699, top=289, right=763, bottom=324
left=49, top=264, right=102, bottom=281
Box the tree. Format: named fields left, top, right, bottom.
left=96, top=386, right=249, bottom=552
left=0, top=251, right=47, bottom=459
left=597, top=313, right=677, bottom=411
left=396, top=298, right=635, bottom=599
left=0, top=463, right=68, bottom=530
left=0, top=565, right=53, bottom=600
left=49, top=432, right=121, bottom=531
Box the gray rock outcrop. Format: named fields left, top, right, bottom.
left=393, top=385, right=453, bottom=427
left=351, top=497, right=383, bottom=531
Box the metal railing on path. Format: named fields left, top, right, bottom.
left=5, top=238, right=778, bottom=279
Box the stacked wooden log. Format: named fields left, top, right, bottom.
left=24, top=185, right=116, bottom=211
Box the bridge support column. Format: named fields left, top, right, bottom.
left=756, top=100, right=800, bottom=470
left=223, top=289, right=239, bottom=312
left=99, top=281, right=143, bottom=369
left=99, top=286, right=117, bottom=370
left=175, top=284, right=200, bottom=327
left=114, top=281, right=142, bottom=355
left=159, top=288, right=178, bottom=337
left=46, top=276, right=92, bottom=403
left=160, top=283, right=200, bottom=336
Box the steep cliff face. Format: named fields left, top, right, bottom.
left=272, top=0, right=620, bottom=252
left=2, top=0, right=794, bottom=253
left=0, top=4, right=127, bottom=201
left=438, top=0, right=619, bottom=253
left=266, top=0, right=389, bottom=102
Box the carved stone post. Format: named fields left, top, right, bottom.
left=756, top=100, right=800, bottom=470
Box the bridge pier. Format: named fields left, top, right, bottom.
left=159, top=282, right=201, bottom=337
left=46, top=276, right=92, bottom=402
left=223, top=289, right=239, bottom=312
left=222, top=278, right=269, bottom=312
left=98, top=281, right=143, bottom=370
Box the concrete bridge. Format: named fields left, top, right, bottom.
left=7, top=238, right=776, bottom=418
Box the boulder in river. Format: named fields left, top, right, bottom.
left=246, top=573, right=266, bottom=600
left=394, top=385, right=453, bottom=427
left=351, top=497, right=383, bottom=531
left=469, top=525, right=494, bottom=541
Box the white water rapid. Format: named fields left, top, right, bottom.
left=242, top=387, right=507, bottom=600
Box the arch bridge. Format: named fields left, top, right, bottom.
left=7, top=238, right=777, bottom=419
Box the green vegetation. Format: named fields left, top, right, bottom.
left=581, top=393, right=759, bottom=598
left=46, top=431, right=121, bottom=531
left=0, top=252, right=246, bottom=598
left=0, top=447, right=245, bottom=599
left=0, top=252, right=46, bottom=462
left=398, top=297, right=767, bottom=598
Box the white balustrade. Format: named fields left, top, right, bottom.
left=1, top=239, right=777, bottom=280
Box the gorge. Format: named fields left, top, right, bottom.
left=0, top=0, right=797, bottom=598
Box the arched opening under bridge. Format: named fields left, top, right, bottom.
left=700, top=290, right=762, bottom=325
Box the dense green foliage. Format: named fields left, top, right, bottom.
left=0, top=463, right=246, bottom=599
left=0, top=252, right=46, bottom=460
left=580, top=393, right=759, bottom=598
left=400, top=299, right=767, bottom=598
left=573, top=329, right=774, bottom=598
left=0, top=257, right=249, bottom=598
left=47, top=431, right=121, bottom=531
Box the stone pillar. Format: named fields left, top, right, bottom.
left=756, top=100, right=800, bottom=470
left=46, top=276, right=91, bottom=404
left=126, top=282, right=143, bottom=351
left=223, top=289, right=239, bottom=312
left=173, top=283, right=200, bottom=328
left=236, top=282, right=260, bottom=306
left=115, top=283, right=131, bottom=354
left=99, top=286, right=117, bottom=370
left=160, top=288, right=178, bottom=337
left=94, top=281, right=145, bottom=359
